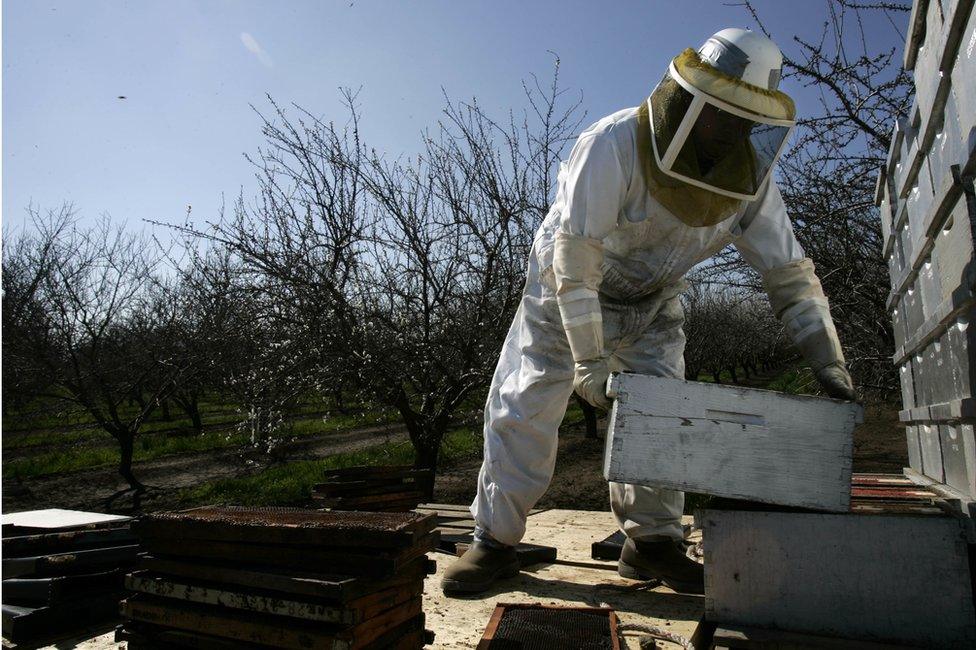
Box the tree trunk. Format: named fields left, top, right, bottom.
left=117, top=432, right=145, bottom=492
left=174, top=393, right=203, bottom=434
left=575, top=394, right=599, bottom=439
left=728, top=366, right=738, bottom=383
left=332, top=387, right=348, bottom=414
left=392, top=390, right=446, bottom=501
left=189, top=406, right=203, bottom=435
left=712, top=370, right=722, bottom=383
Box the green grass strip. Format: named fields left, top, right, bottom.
left=178, top=427, right=481, bottom=508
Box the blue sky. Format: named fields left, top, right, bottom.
left=3, top=1, right=908, bottom=237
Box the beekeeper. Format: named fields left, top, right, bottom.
left=442, top=28, right=856, bottom=596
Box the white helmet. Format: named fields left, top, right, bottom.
left=698, top=28, right=785, bottom=91
left=646, top=28, right=797, bottom=207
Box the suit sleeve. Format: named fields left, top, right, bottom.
left=734, top=180, right=846, bottom=371
left=552, top=128, right=628, bottom=362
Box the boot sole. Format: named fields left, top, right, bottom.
left=618, top=560, right=704, bottom=595
left=441, top=561, right=521, bottom=595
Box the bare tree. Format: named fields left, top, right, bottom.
left=3, top=205, right=178, bottom=492
left=155, top=90, right=373, bottom=447
left=157, top=63, right=583, bottom=484
left=683, top=278, right=786, bottom=384
left=705, top=0, right=913, bottom=396
left=357, top=66, right=584, bottom=478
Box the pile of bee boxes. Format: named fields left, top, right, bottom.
left=1, top=509, right=139, bottom=644
left=117, top=507, right=437, bottom=649
left=877, top=0, right=976, bottom=507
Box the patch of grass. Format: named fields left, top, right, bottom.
left=439, top=427, right=482, bottom=463
left=4, top=409, right=403, bottom=479
left=764, top=365, right=817, bottom=395
left=3, top=412, right=246, bottom=452
left=4, top=447, right=122, bottom=479
left=179, top=427, right=482, bottom=508
left=2, top=428, right=102, bottom=450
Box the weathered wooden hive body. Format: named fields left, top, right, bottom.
left=878, top=0, right=976, bottom=505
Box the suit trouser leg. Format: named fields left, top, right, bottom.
left=606, top=294, right=687, bottom=541
left=470, top=257, right=576, bottom=547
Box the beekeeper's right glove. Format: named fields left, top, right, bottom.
left=762, top=258, right=857, bottom=402
left=553, top=231, right=612, bottom=410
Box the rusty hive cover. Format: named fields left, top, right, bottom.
left=478, top=604, right=620, bottom=650
left=133, top=506, right=436, bottom=549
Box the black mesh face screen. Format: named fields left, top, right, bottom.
left=487, top=608, right=616, bottom=649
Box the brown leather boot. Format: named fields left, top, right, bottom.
left=440, top=542, right=520, bottom=595
left=618, top=538, right=704, bottom=595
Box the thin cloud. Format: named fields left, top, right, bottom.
left=240, top=32, right=273, bottom=68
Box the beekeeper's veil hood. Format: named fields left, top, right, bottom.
left=640, top=28, right=796, bottom=226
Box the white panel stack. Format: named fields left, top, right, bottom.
left=878, top=0, right=976, bottom=502
left=602, top=374, right=862, bottom=511
left=701, top=508, right=976, bottom=648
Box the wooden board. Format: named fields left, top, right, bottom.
left=121, top=592, right=422, bottom=650
left=708, top=623, right=925, bottom=649
left=1, top=509, right=130, bottom=536
left=125, top=570, right=422, bottom=625
left=139, top=555, right=435, bottom=602
left=590, top=530, right=626, bottom=561
left=1, top=544, right=141, bottom=578
left=132, top=506, right=436, bottom=549
left=313, top=477, right=430, bottom=498
left=315, top=491, right=425, bottom=511
left=1, top=569, right=124, bottom=606
left=118, top=614, right=428, bottom=650
left=1, top=526, right=136, bottom=557
left=1, top=595, right=122, bottom=642
left=604, top=374, right=862, bottom=511
left=701, top=508, right=976, bottom=647
left=117, top=624, right=267, bottom=650
left=139, top=532, right=437, bottom=578
left=453, top=541, right=557, bottom=568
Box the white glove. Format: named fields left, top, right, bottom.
left=763, top=258, right=856, bottom=400
left=816, top=362, right=857, bottom=401
left=574, top=358, right=612, bottom=410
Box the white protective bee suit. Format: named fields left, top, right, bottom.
left=471, top=29, right=851, bottom=548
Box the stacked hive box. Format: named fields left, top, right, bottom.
left=117, top=507, right=438, bottom=649
left=1, top=509, right=139, bottom=644
left=312, top=466, right=433, bottom=512
left=876, top=0, right=976, bottom=505
left=699, top=475, right=976, bottom=648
